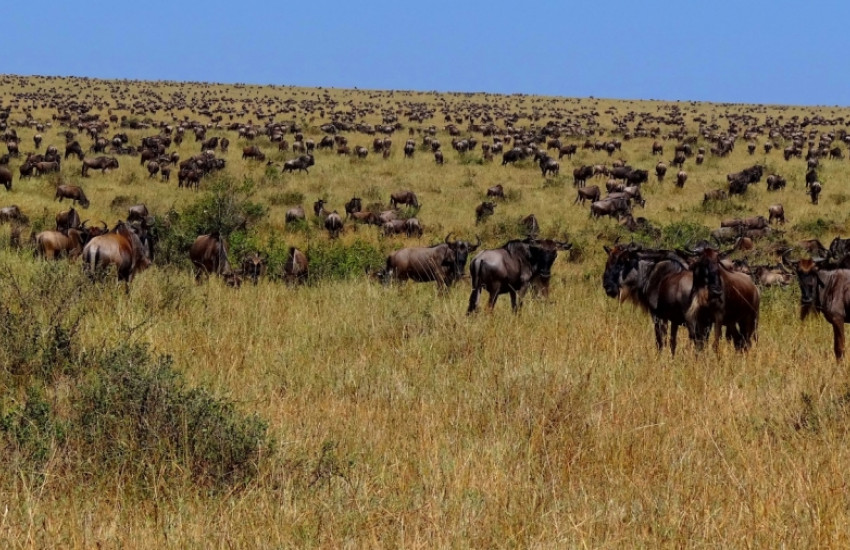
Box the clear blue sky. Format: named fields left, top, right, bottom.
left=6, top=1, right=846, bottom=106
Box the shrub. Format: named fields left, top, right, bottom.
left=268, top=190, right=305, bottom=206
left=658, top=220, right=711, bottom=249
left=307, top=240, right=385, bottom=281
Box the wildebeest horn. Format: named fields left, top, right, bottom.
left=79, top=219, right=89, bottom=228
left=474, top=235, right=481, bottom=248
left=100, top=221, right=108, bottom=230
left=445, top=232, right=454, bottom=244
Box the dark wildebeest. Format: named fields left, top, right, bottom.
left=703, top=189, right=728, bottom=202
left=684, top=247, right=760, bottom=351
left=34, top=161, right=60, bottom=176
left=382, top=219, right=407, bottom=236
left=146, top=161, right=160, bottom=178
left=188, top=232, right=240, bottom=286
left=55, top=207, right=80, bottom=231
left=766, top=174, right=786, bottom=191
left=434, top=150, right=444, bottom=164
left=558, top=144, right=577, bottom=159
left=486, top=184, right=504, bottom=199
left=241, top=252, right=267, bottom=285
left=784, top=254, right=850, bottom=359
left=127, top=204, right=149, bottom=223
left=809, top=181, right=822, bottom=204
left=590, top=197, right=630, bottom=219
left=521, top=214, right=539, bottom=237
left=467, top=238, right=571, bottom=313
left=325, top=211, right=343, bottom=238
left=768, top=204, right=785, bottom=224
left=603, top=244, right=696, bottom=354
left=676, top=170, right=688, bottom=188
left=381, top=234, right=480, bottom=291
left=282, top=154, right=315, bottom=173
left=652, top=141, right=664, bottom=155
left=285, top=205, right=306, bottom=223
left=573, top=165, right=594, bottom=187
left=242, top=145, right=266, bottom=161
left=404, top=217, right=423, bottom=237
left=0, top=166, right=12, bottom=191
left=82, top=221, right=152, bottom=285
left=344, top=197, right=362, bottom=218
left=574, top=185, right=600, bottom=205
left=55, top=185, right=90, bottom=208
left=390, top=190, right=419, bottom=209
left=538, top=154, right=559, bottom=177
left=283, top=247, right=308, bottom=284
left=655, top=162, right=667, bottom=182
left=35, top=226, right=91, bottom=260
left=0, top=205, right=26, bottom=224
left=502, top=147, right=523, bottom=166
left=81, top=156, right=119, bottom=176
left=475, top=201, right=496, bottom=224
left=65, top=140, right=84, bottom=160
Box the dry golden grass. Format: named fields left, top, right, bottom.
left=1, top=76, right=850, bottom=548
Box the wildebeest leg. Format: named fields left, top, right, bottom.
left=832, top=321, right=845, bottom=360
left=467, top=286, right=482, bottom=314
left=509, top=289, right=519, bottom=311
left=670, top=323, right=679, bottom=355
left=653, top=317, right=668, bottom=350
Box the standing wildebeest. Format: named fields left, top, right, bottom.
left=188, top=232, right=240, bottom=286
left=325, top=211, right=343, bottom=238
left=809, top=181, right=822, bottom=204
left=467, top=238, right=571, bottom=313
left=313, top=199, right=328, bottom=219
left=390, top=190, right=419, bottom=209
left=784, top=255, right=850, bottom=359
left=558, top=144, right=577, bottom=159
left=521, top=214, right=539, bottom=236
left=475, top=201, right=496, bottom=224
left=55, top=207, right=80, bottom=231
left=81, top=156, right=118, bottom=176
left=685, top=247, right=760, bottom=351
left=34, top=161, right=60, bottom=176
left=486, top=184, right=504, bottom=199
left=282, top=154, right=315, bottom=173
left=590, top=197, right=630, bottom=219
left=65, top=141, right=84, bottom=160
left=502, top=147, right=524, bottom=166
left=404, top=217, right=423, bottom=237
left=0, top=166, right=11, bottom=191
left=538, top=154, right=559, bottom=177
left=55, top=185, right=90, bottom=208
left=768, top=204, right=785, bottom=224
left=676, top=170, right=688, bottom=188
left=655, top=162, right=667, bottom=182
left=146, top=161, right=160, bottom=178
left=573, top=165, right=594, bottom=187
left=127, top=204, right=149, bottom=223
left=241, top=252, right=267, bottom=285
left=0, top=205, right=26, bottom=224
left=286, top=205, right=306, bottom=224
left=652, top=141, right=664, bottom=155
left=381, top=234, right=480, bottom=291
left=283, top=247, right=308, bottom=284
left=574, top=185, right=601, bottom=205
left=242, top=145, right=265, bottom=161
left=35, top=226, right=91, bottom=260
left=603, top=244, right=696, bottom=354
left=766, top=174, right=786, bottom=191
left=82, top=221, right=151, bottom=285
left=434, top=150, right=444, bottom=164
left=344, top=197, right=362, bottom=218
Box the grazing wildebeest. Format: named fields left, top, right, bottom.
left=380, top=234, right=480, bottom=291
left=325, top=211, right=343, bottom=238
left=558, top=144, right=577, bottom=159
left=655, top=162, right=667, bottom=182
left=766, top=174, right=786, bottom=191
left=475, top=201, right=496, bottom=223
left=590, top=197, right=630, bottom=219
left=676, top=170, right=688, bottom=188
left=285, top=205, right=306, bottom=223
left=65, top=141, right=84, bottom=160
left=574, top=185, right=600, bottom=205
left=404, top=217, right=423, bottom=237
left=703, top=189, right=728, bottom=202
left=35, top=226, right=91, bottom=260
left=34, top=161, right=60, bottom=176
left=283, top=154, right=314, bottom=173
left=467, top=238, right=571, bottom=313
left=0, top=166, right=11, bottom=190
left=486, top=184, right=504, bottom=199
left=382, top=219, right=407, bottom=236
left=82, top=221, right=152, bottom=285
left=684, top=247, right=760, bottom=351
left=652, top=141, right=664, bottom=155
left=0, top=205, right=26, bottom=224
left=55, top=207, right=80, bottom=231
left=390, top=190, right=419, bottom=209
left=55, top=185, right=90, bottom=208
left=768, top=204, right=785, bottom=224
left=344, top=197, right=362, bottom=218
left=81, top=156, right=119, bottom=176
left=242, top=145, right=265, bottom=161
left=283, top=247, right=308, bottom=284
left=241, top=252, right=267, bottom=285
left=146, top=161, right=159, bottom=178
left=350, top=211, right=380, bottom=226
left=784, top=254, right=850, bottom=359
left=602, top=244, right=696, bottom=354
left=188, top=232, right=240, bottom=286
left=573, top=165, right=594, bottom=187
left=809, top=181, right=822, bottom=204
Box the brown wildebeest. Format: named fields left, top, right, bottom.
left=676, top=170, right=688, bottom=188
left=655, top=162, right=667, bottom=182
left=55, top=207, right=80, bottom=231
left=558, top=144, right=577, bottom=159
left=283, top=247, right=308, bottom=284
left=350, top=211, right=380, bottom=226
left=0, top=205, right=26, bottom=224
left=382, top=219, right=406, bottom=236
left=475, top=201, right=496, bottom=223
left=146, top=161, right=160, bottom=178
left=603, top=244, right=696, bottom=354
left=325, top=211, right=343, bottom=238
left=285, top=205, right=306, bottom=223
left=82, top=221, right=152, bottom=285
left=65, top=140, right=84, bottom=160
left=81, top=156, right=118, bottom=176
left=34, top=161, right=59, bottom=176
left=652, top=141, right=663, bottom=155
left=344, top=197, right=362, bottom=217
left=486, top=184, right=504, bottom=199
left=380, top=234, right=480, bottom=291
left=127, top=204, right=149, bottom=224
left=575, top=185, right=600, bottom=205
left=390, top=190, right=419, bottom=209
left=467, top=238, right=571, bottom=313
left=784, top=255, right=850, bottom=359
left=404, top=217, right=423, bottom=237
left=766, top=174, right=786, bottom=191
left=242, top=145, right=265, bottom=161
left=241, top=252, right=267, bottom=285
left=188, top=232, right=240, bottom=286
left=35, top=226, right=91, bottom=260
left=590, top=197, right=630, bottom=219
left=768, top=204, right=785, bottom=224
left=721, top=216, right=767, bottom=230
left=703, top=189, right=728, bottom=202
left=521, top=214, right=539, bottom=236
left=685, top=247, right=760, bottom=351
left=55, top=185, right=90, bottom=208
left=0, top=166, right=11, bottom=190
left=573, top=165, right=594, bottom=187
left=313, top=199, right=328, bottom=219
left=809, top=181, right=822, bottom=204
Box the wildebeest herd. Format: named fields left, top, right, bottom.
left=2, top=76, right=850, bottom=358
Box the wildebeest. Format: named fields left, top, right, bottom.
left=242, top=145, right=266, bottom=161
left=784, top=255, right=850, bottom=359
left=768, top=204, right=785, bottom=224
left=467, top=238, right=571, bottom=313
left=766, top=174, right=786, bottom=191
left=502, top=147, right=524, bottom=166
left=0, top=166, right=11, bottom=190
left=389, top=190, right=419, bottom=209
left=55, top=207, right=80, bottom=231
left=652, top=141, right=664, bottom=155
left=188, top=232, right=240, bottom=286
left=325, top=211, right=343, bottom=238
left=434, top=150, right=444, bottom=164
left=486, top=184, right=504, bottom=199
left=538, top=154, right=559, bottom=177
left=573, top=165, right=594, bottom=187
left=809, top=181, right=822, bottom=204
left=590, top=197, right=630, bottom=219
left=35, top=226, right=91, bottom=260
left=382, top=219, right=407, bottom=236
left=81, top=156, right=119, bottom=176
left=82, top=221, right=152, bottom=285
left=558, top=144, right=577, bottom=159
left=344, top=197, right=362, bottom=218
left=285, top=205, right=306, bottom=223
left=313, top=198, right=328, bottom=219
left=574, top=185, right=600, bottom=205
left=520, top=214, right=539, bottom=237
left=703, top=189, right=728, bottom=202
left=676, top=170, right=688, bottom=188
left=0, top=205, right=26, bottom=224
left=380, top=234, right=480, bottom=291
left=283, top=154, right=315, bottom=173
left=55, top=185, right=90, bottom=208
left=65, top=141, right=84, bottom=160
left=475, top=201, right=496, bottom=223
left=655, top=162, right=667, bottom=182
left=404, top=217, right=423, bottom=237
left=34, top=161, right=60, bottom=176
left=684, top=247, right=760, bottom=351
left=241, top=252, right=267, bottom=285
left=127, top=204, right=150, bottom=224
left=283, top=247, right=308, bottom=284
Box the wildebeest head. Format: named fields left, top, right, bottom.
left=602, top=243, right=641, bottom=298
left=784, top=253, right=824, bottom=320
left=445, top=233, right=481, bottom=282
left=689, top=247, right=724, bottom=302
left=524, top=237, right=571, bottom=296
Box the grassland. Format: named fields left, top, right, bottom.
left=1, top=76, right=850, bottom=547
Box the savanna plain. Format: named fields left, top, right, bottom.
left=2, top=75, right=850, bottom=548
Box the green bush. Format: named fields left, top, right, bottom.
left=307, top=239, right=385, bottom=281
left=658, top=220, right=711, bottom=249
